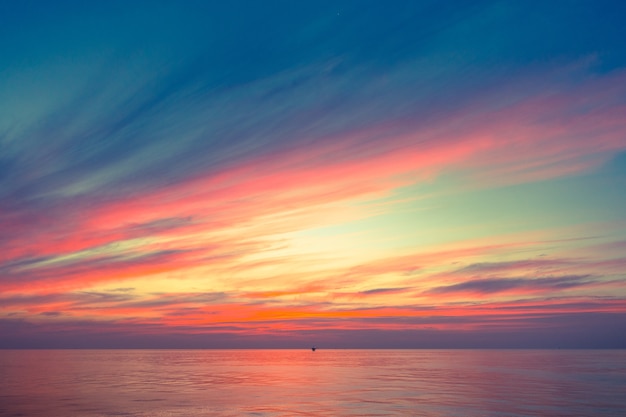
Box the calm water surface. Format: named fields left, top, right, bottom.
left=1, top=350, right=625, bottom=416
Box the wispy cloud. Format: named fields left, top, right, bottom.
left=1, top=1, right=626, bottom=347
left=426, top=275, right=596, bottom=295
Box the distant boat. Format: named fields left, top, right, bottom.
left=311, top=347, right=316, bottom=351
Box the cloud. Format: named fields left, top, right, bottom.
left=2, top=306, right=625, bottom=348
left=426, top=275, right=596, bottom=295
left=360, top=287, right=410, bottom=295
left=455, top=259, right=573, bottom=275
left=2, top=1, right=626, bottom=347
left=39, top=311, right=61, bottom=317
left=2, top=65, right=626, bottom=282
left=0, top=248, right=195, bottom=291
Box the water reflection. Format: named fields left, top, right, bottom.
left=1, top=350, right=624, bottom=416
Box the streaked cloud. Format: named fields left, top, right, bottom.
left=426, top=275, right=596, bottom=295
left=1, top=0, right=626, bottom=347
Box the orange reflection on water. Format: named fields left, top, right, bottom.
left=1, top=349, right=625, bottom=417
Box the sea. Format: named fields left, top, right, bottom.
left=1, top=349, right=625, bottom=416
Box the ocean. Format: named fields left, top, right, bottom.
left=1, top=349, right=625, bottom=416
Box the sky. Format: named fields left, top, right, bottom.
left=1, top=0, right=625, bottom=348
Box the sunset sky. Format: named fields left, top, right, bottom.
left=1, top=0, right=625, bottom=348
